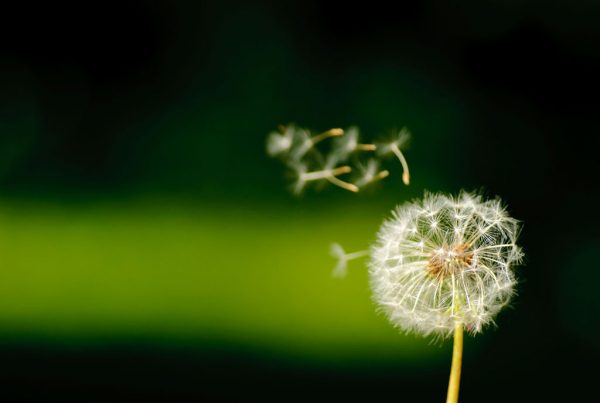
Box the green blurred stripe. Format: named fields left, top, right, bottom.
left=0, top=200, right=439, bottom=360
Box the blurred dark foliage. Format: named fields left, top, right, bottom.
left=1, top=1, right=598, bottom=198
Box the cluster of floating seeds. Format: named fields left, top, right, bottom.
left=266, top=124, right=410, bottom=194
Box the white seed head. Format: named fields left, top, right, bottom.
left=369, top=191, right=523, bottom=338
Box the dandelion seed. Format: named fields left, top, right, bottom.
left=377, top=128, right=411, bottom=185
left=334, top=126, right=376, bottom=155
left=354, top=159, right=390, bottom=188
left=330, top=243, right=370, bottom=278
left=291, top=164, right=357, bottom=194
left=290, top=127, right=343, bottom=161
left=325, top=127, right=377, bottom=170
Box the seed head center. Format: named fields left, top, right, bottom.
left=427, top=243, right=473, bottom=279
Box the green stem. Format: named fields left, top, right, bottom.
left=446, top=322, right=463, bottom=403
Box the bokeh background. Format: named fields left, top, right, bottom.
left=1, top=1, right=598, bottom=401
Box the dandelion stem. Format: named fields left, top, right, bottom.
left=390, top=143, right=410, bottom=185
left=446, top=322, right=463, bottom=403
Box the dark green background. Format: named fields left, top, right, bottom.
left=1, top=1, right=598, bottom=401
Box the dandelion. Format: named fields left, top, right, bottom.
left=369, top=191, right=523, bottom=402
left=267, top=123, right=521, bottom=403
left=329, top=192, right=522, bottom=402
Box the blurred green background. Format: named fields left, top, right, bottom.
left=0, top=1, right=598, bottom=401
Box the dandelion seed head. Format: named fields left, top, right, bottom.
left=369, top=191, right=523, bottom=338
